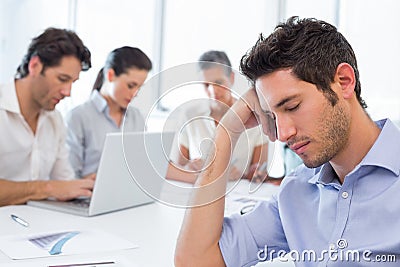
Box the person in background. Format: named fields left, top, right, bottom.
left=175, top=16, right=400, bottom=266
left=0, top=27, right=94, bottom=206
left=166, top=50, right=273, bottom=184
left=66, top=46, right=152, bottom=178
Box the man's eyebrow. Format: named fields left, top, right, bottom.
left=274, top=94, right=300, bottom=109
left=209, top=79, right=224, bottom=85
left=59, top=73, right=79, bottom=82
left=57, top=72, right=72, bottom=79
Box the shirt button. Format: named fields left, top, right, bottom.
left=329, top=243, right=335, bottom=250
left=342, top=191, right=349, bottom=199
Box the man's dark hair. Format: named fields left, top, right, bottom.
left=16, top=27, right=91, bottom=79
left=92, top=46, right=152, bottom=91
left=198, top=50, right=232, bottom=76
left=240, top=16, right=367, bottom=108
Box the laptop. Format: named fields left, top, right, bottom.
left=27, top=131, right=174, bottom=216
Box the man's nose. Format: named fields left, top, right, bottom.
left=60, top=83, right=72, bottom=97
left=275, top=115, right=296, bottom=142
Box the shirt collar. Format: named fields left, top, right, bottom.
left=308, top=118, right=400, bottom=186
left=308, top=164, right=341, bottom=189
left=90, top=90, right=108, bottom=113
left=361, top=119, right=400, bottom=176
left=0, top=81, right=21, bottom=114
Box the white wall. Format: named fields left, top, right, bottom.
left=0, top=0, right=70, bottom=82
left=340, top=0, right=400, bottom=122
left=1, top=0, right=400, bottom=126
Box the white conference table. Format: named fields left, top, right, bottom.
left=0, top=180, right=292, bottom=267
left=0, top=202, right=183, bottom=267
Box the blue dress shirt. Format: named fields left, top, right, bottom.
left=220, top=119, right=400, bottom=266
left=65, top=90, right=145, bottom=178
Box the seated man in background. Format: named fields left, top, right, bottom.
left=0, top=27, right=94, bottom=206
left=166, top=50, right=273, bottom=184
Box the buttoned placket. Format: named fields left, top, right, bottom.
left=16, top=113, right=40, bottom=181
left=325, top=168, right=364, bottom=265
left=31, top=113, right=46, bottom=181
left=104, top=107, right=123, bottom=130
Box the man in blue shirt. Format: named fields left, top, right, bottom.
left=175, top=16, right=400, bottom=266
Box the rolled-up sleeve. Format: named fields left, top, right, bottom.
left=219, top=197, right=289, bottom=267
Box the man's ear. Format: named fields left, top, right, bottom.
left=204, top=85, right=212, bottom=98
left=28, top=56, right=43, bottom=76
left=336, top=63, right=356, bottom=99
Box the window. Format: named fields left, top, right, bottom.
left=59, top=0, right=156, bottom=115
left=0, top=0, right=70, bottom=82
left=1, top=0, right=399, bottom=126
left=159, top=0, right=280, bottom=112
left=339, top=0, right=400, bottom=123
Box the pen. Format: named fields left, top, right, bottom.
left=10, top=214, right=29, bottom=227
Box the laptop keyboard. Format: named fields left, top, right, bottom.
left=67, top=198, right=91, bottom=208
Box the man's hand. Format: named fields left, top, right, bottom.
left=248, top=162, right=269, bottom=183
left=186, top=158, right=204, bottom=172
left=46, top=179, right=95, bottom=201
left=82, top=173, right=96, bottom=181
left=220, top=88, right=277, bottom=141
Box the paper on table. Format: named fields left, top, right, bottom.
left=0, top=228, right=138, bottom=260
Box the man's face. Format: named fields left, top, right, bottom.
left=31, top=56, right=82, bottom=111
left=202, top=66, right=233, bottom=107
left=255, top=69, right=350, bottom=168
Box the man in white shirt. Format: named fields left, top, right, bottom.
left=0, top=27, right=94, bottom=206
left=166, top=50, right=271, bottom=183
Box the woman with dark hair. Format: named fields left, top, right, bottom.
left=66, top=46, right=152, bottom=178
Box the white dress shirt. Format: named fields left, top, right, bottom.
left=0, top=81, right=75, bottom=181
left=169, top=102, right=269, bottom=175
